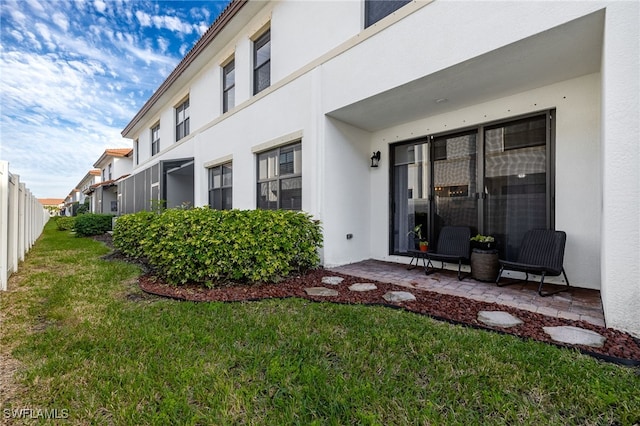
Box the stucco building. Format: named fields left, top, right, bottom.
left=119, top=0, right=639, bottom=336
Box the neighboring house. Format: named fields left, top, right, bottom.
left=38, top=198, right=65, bottom=216
left=119, top=0, right=639, bottom=336
left=91, top=149, right=133, bottom=214
left=77, top=169, right=102, bottom=213
left=62, top=189, right=81, bottom=216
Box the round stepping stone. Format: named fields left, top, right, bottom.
left=349, top=283, right=377, bottom=292
left=322, top=276, right=344, bottom=286
left=305, top=287, right=339, bottom=297
left=477, top=311, right=523, bottom=328
left=543, top=326, right=606, bottom=348
left=382, top=291, right=416, bottom=303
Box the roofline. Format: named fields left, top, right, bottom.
left=93, top=148, right=133, bottom=168
left=121, top=0, right=249, bottom=137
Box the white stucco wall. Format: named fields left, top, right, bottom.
left=358, top=74, right=601, bottom=290
left=119, top=0, right=638, bottom=335
left=600, top=2, right=640, bottom=336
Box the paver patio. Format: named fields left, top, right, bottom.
left=329, top=259, right=605, bottom=327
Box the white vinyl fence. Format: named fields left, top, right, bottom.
left=1, top=161, right=49, bottom=291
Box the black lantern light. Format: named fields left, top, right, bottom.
left=370, top=151, right=381, bottom=168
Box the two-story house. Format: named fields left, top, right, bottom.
left=77, top=169, right=102, bottom=212
left=120, top=0, right=639, bottom=336
left=92, top=148, right=133, bottom=214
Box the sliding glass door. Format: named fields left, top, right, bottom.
left=390, top=111, right=554, bottom=260
left=392, top=141, right=429, bottom=253
left=432, top=131, right=478, bottom=244
left=484, top=114, right=551, bottom=260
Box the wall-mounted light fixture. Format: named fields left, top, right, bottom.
left=370, top=151, right=381, bottom=168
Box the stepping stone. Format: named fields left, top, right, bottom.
left=383, top=291, right=416, bottom=303
left=349, top=283, right=377, bottom=292
left=322, top=276, right=344, bottom=286
left=543, top=326, right=606, bottom=348
left=305, top=287, right=339, bottom=297
left=477, top=311, right=523, bottom=328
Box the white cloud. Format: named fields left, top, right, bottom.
left=0, top=0, right=229, bottom=197
left=157, top=37, right=169, bottom=53
left=9, top=29, right=24, bottom=43
left=53, top=12, right=70, bottom=32
left=135, top=10, right=151, bottom=27
left=93, top=0, right=106, bottom=14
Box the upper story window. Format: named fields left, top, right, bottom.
left=208, top=162, right=233, bottom=210
left=107, top=163, right=112, bottom=180
left=222, top=59, right=235, bottom=113
left=253, top=29, right=271, bottom=95
left=134, top=139, right=139, bottom=165
left=175, top=98, right=190, bottom=141
left=365, top=0, right=411, bottom=28
left=151, top=123, right=160, bottom=156
left=257, top=142, right=301, bottom=210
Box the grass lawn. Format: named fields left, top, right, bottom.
left=1, top=220, right=639, bottom=425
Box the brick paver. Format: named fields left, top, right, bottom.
left=330, top=259, right=605, bottom=327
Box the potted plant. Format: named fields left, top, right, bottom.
left=470, top=234, right=495, bottom=250
left=408, top=224, right=429, bottom=252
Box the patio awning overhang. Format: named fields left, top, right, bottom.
left=327, top=10, right=604, bottom=132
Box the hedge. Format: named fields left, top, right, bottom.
left=73, top=213, right=114, bottom=237
left=113, top=208, right=323, bottom=285
left=112, top=211, right=157, bottom=259
left=55, top=216, right=75, bottom=231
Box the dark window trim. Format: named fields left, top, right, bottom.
left=256, top=141, right=302, bottom=210
left=253, top=29, right=271, bottom=95
left=365, top=0, right=411, bottom=28
left=222, top=59, right=235, bottom=113
left=151, top=123, right=160, bottom=156
left=388, top=110, right=556, bottom=256
left=175, top=98, right=190, bottom=141
left=208, top=162, right=233, bottom=210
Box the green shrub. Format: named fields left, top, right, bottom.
left=73, top=213, right=114, bottom=237
left=55, top=216, right=75, bottom=231
left=112, top=211, right=158, bottom=258
left=113, top=207, right=323, bottom=285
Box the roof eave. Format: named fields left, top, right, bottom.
left=121, top=0, right=249, bottom=138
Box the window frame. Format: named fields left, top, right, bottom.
left=256, top=141, right=302, bottom=211
left=208, top=162, right=233, bottom=210
left=222, top=58, right=235, bottom=113
left=175, top=98, right=190, bottom=142
left=253, top=29, right=271, bottom=95
left=389, top=110, right=555, bottom=261
left=365, top=0, right=411, bottom=28
left=151, top=123, right=160, bottom=156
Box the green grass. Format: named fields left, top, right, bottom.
left=1, top=220, right=639, bottom=425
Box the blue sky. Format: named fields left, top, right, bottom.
left=0, top=0, right=230, bottom=198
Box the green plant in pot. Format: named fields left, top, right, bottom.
left=470, top=234, right=495, bottom=250
left=408, top=224, right=429, bottom=252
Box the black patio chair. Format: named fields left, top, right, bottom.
left=495, top=229, right=570, bottom=297
left=426, top=226, right=470, bottom=280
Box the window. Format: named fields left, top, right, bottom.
left=208, top=163, right=232, bottom=210
left=257, top=142, right=301, bottom=210
left=390, top=112, right=554, bottom=261
left=253, top=29, right=271, bottom=95
left=365, top=0, right=411, bottom=28
left=222, top=59, right=235, bottom=113
left=151, top=123, right=160, bottom=156
left=108, top=163, right=112, bottom=180
left=134, top=139, right=139, bottom=165
left=175, top=98, right=190, bottom=141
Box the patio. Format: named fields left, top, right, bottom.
left=329, top=259, right=605, bottom=328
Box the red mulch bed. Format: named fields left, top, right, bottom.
left=137, top=268, right=640, bottom=366
left=95, top=233, right=639, bottom=365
